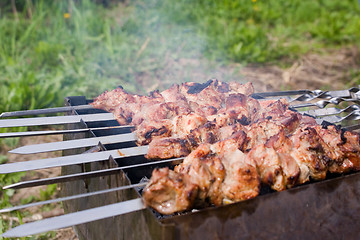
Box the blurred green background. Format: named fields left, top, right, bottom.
left=0, top=0, right=359, bottom=113
left=0, top=0, right=359, bottom=238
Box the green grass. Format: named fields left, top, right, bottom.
left=0, top=0, right=359, bottom=238
left=0, top=0, right=359, bottom=112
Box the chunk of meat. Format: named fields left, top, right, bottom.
left=246, top=120, right=284, bottom=150
left=143, top=168, right=198, bottom=215
left=172, top=113, right=207, bottom=137
left=131, top=101, right=174, bottom=125
left=176, top=144, right=226, bottom=206
left=277, top=152, right=300, bottom=188
left=144, top=140, right=260, bottom=214
left=220, top=148, right=260, bottom=204
left=315, top=125, right=360, bottom=173
left=135, top=119, right=173, bottom=145
left=248, top=145, right=285, bottom=191
left=146, top=137, right=191, bottom=159
left=289, top=127, right=330, bottom=181
left=228, top=81, right=254, bottom=96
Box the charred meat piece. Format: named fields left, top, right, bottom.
left=248, top=145, right=286, bottom=191
left=277, top=152, right=300, bottom=188
left=135, top=113, right=205, bottom=145
left=315, top=125, right=360, bottom=173
left=131, top=101, right=173, bottom=125
left=246, top=120, right=284, bottom=150
left=340, top=130, right=360, bottom=170
left=135, top=119, right=173, bottom=145
left=274, top=110, right=302, bottom=134
left=144, top=139, right=260, bottom=214
left=160, top=84, right=188, bottom=103
left=186, top=121, right=219, bottom=149
left=91, top=88, right=136, bottom=112
left=211, top=139, right=260, bottom=204
left=228, top=81, right=254, bottom=96
left=175, top=144, right=226, bottom=206
left=92, top=87, right=163, bottom=113
left=142, top=168, right=198, bottom=215
left=146, top=122, right=247, bottom=160
left=257, top=99, right=288, bottom=121
left=180, top=81, right=226, bottom=110
left=172, top=113, right=207, bottom=137
left=146, top=137, right=191, bottom=159
left=289, top=127, right=330, bottom=182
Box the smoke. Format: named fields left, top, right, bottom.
left=106, top=0, right=245, bottom=94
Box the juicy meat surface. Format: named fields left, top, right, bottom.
left=142, top=168, right=198, bottom=215
left=146, top=137, right=191, bottom=159
left=91, top=80, right=360, bottom=215
left=135, top=119, right=173, bottom=145
left=248, top=145, right=285, bottom=191
left=289, top=127, right=330, bottom=182
left=144, top=139, right=260, bottom=214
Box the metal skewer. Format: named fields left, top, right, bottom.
left=1, top=198, right=146, bottom=238
left=0, top=125, right=133, bottom=138
left=0, top=104, right=94, bottom=118
left=300, top=104, right=360, bottom=117
left=291, top=97, right=360, bottom=109
left=0, top=182, right=147, bottom=213
left=0, top=145, right=149, bottom=174
left=321, top=110, right=360, bottom=123
left=3, top=157, right=184, bottom=189
left=0, top=112, right=118, bottom=128
left=9, top=132, right=137, bottom=154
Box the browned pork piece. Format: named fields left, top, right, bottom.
left=141, top=167, right=198, bottom=215
left=144, top=99, right=293, bottom=160
left=145, top=122, right=247, bottom=159
left=143, top=121, right=360, bottom=215
left=92, top=80, right=259, bottom=147
left=136, top=113, right=207, bottom=145
left=247, top=145, right=287, bottom=191
left=314, top=124, right=360, bottom=173
left=91, top=79, right=255, bottom=126
left=143, top=138, right=260, bottom=214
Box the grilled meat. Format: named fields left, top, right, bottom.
left=92, top=80, right=360, bottom=215
left=146, top=137, right=192, bottom=159
left=142, top=167, right=198, bottom=215
left=146, top=121, right=247, bottom=159
left=91, top=79, right=255, bottom=125
left=144, top=138, right=260, bottom=214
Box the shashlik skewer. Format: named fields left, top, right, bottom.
left=0, top=145, right=149, bottom=174
left=1, top=198, right=146, bottom=238
left=143, top=114, right=360, bottom=214
left=0, top=125, right=132, bottom=138
left=0, top=86, right=356, bottom=119
left=2, top=80, right=360, bottom=240
left=3, top=157, right=184, bottom=190
left=0, top=182, right=147, bottom=213
left=2, top=80, right=360, bottom=215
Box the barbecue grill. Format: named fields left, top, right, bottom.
left=1, top=84, right=360, bottom=239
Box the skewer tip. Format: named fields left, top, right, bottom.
left=8, top=148, right=25, bottom=154
left=2, top=184, right=14, bottom=190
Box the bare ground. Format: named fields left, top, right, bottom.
left=1, top=46, right=359, bottom=239
left=137, top=46, right=360, bottom=93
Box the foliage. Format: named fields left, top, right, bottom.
left=0, top=0, right=359, bottom=113
left=0, top=155, right=57, bottom=240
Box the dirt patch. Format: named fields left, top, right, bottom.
left=137, top=46, right=360, bottom=93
